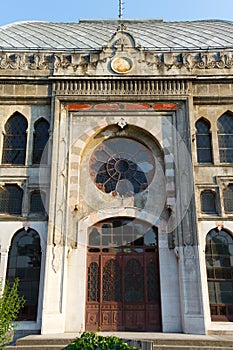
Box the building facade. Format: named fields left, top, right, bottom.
left=0, top=19, right=233, bottom=335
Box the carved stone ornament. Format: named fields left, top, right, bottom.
left=0, top=53, right=52, bottom=70
left=0, top=50, right=232, bottom=74
left=111, top=56, right=133, bottom=74
left=215, top=221, right=224, bottom=231
left=117, top=118, right=128, bottom=129
left=52, top=244, right=62, bottom=273
left=184, top=245, right=196, bottom=273
left=23, top=221, right=30, bottom=231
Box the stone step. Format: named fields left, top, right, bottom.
left=155, top=338, right=233, bottom=346
left=126, top=340, right=233, bottom=348
left=5, top=335, right=75, bottom=350
left=5, top=344, right=233, bottom=350
left=4, top=333, right=233, bottom=350
left=16, top=337, right=75, bottom=346
left=5, top=346, right=64, bottom=350
left=152, top=347, right=233, bottom=350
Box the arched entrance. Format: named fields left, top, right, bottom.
left=86, top=217, right=161, bottom=331
left=206, top=228, right=233, bottom=321
left=6, top=228, right=41, bottom=321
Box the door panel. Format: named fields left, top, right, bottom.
left=86, top=249, right=161, bottom=331
left=86, top=218, right=161, bottom=331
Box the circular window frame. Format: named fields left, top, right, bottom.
left=89, top=137, right=155, bottom=197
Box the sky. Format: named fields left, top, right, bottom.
left=0, top=0, right=233, bottom=26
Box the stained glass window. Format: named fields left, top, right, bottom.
left=2, top=113, right=28, bottom=165
left=89, top=138, right=155, bottom=197
left=201, top=190, right=217, bottom=214
left=218, top=114, right=233, bottom=163
left=196, top=118, right=213, bottom=163
left=88, top=218, right=158, bottom=248
left=33, top=119, right=49, bottom=164
left=223, top=185, right=233, bottom=213
left=0, top=184, right=23, bottom=215
left=206, top=229, right=233, bottom=321
left=30, top=191, right=45, bottom=214
left=6, top=228, right=41, bottom=321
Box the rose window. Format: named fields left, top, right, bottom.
left=89, top=137, right=155, bottom=197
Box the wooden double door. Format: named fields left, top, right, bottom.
left=86, top=247, right=161, bottom=331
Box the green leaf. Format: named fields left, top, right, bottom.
left=63, top=332, right=140, bottom=350
left=0, top=278, right=25, bottom=347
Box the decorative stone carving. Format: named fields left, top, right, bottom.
left=107, top=23, right=140, bottom=52
left=140, top=52, right=163, bottom=69
left=215, top=221, right=224, bottom=231
left=54, top=55, right=71, bottom=71
left=111, top=57, right=133, bottom=73
left=23, top=221, right=30, bottom=231
left=117, top=118, right=127, bottom=129
left=184, top=245, right=196, bottom=273
left=164, top=53, right=183, bottom=70
left=52, top=244, right=62, bottom=273
left=0, top=50, right=232, bottom=73
left=183, top=53, right=199, bottom=70
left=0, top=53, right=52, bottom=70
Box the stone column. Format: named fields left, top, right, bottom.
left=41, top=97, right=70, bottom=334
left=0, top=245, right=9, bottom=292
left=173, top=101, right=206, bottom=334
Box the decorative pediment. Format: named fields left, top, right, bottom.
left=104, top=23, right=141, bottom=53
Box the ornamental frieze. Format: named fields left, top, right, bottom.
left=0, top=53, right=52, bottom=70
left=0, top=50, right=232, bottom=73
left=0, top=25, right=232, bottom=73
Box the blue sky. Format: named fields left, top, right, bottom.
left=0, top=0, right=232, bottom=26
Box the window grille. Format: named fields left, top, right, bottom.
left=30, top=191, right=45, bottom=214
left=196, top=118, right=213, bottom=163
left=201, top=190, right=217, bottom=214
left=2, top=113, right=28, bottom=165
left=87, top=262, right=100, bottom=302
left=32, top=119, right=49, bottom=164
left=223, top=185, right=233, bottom=213
left=218, top=114, right=233, bottom=163
left=103, top=259, right=121, bottom=302
left=0, top=184, right=23, bottom=215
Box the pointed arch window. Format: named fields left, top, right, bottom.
left=195, top=118, right=213, bottom=163
left=32, top=119, right=50, bottom=164
left=201, top=190, right=217, bottom=214
left=206, top=228, right=233, bottom=321
left=218, top=113, right=233, bottom=163
left=2, top=113, right=28, bottom=165
left=6, top=228, right=41, bottom=321
left=30, top=190, right=45, bottom=214
left=0, top=184, right=23, bottom=215
left=223, top=184, right=233, bottom=213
